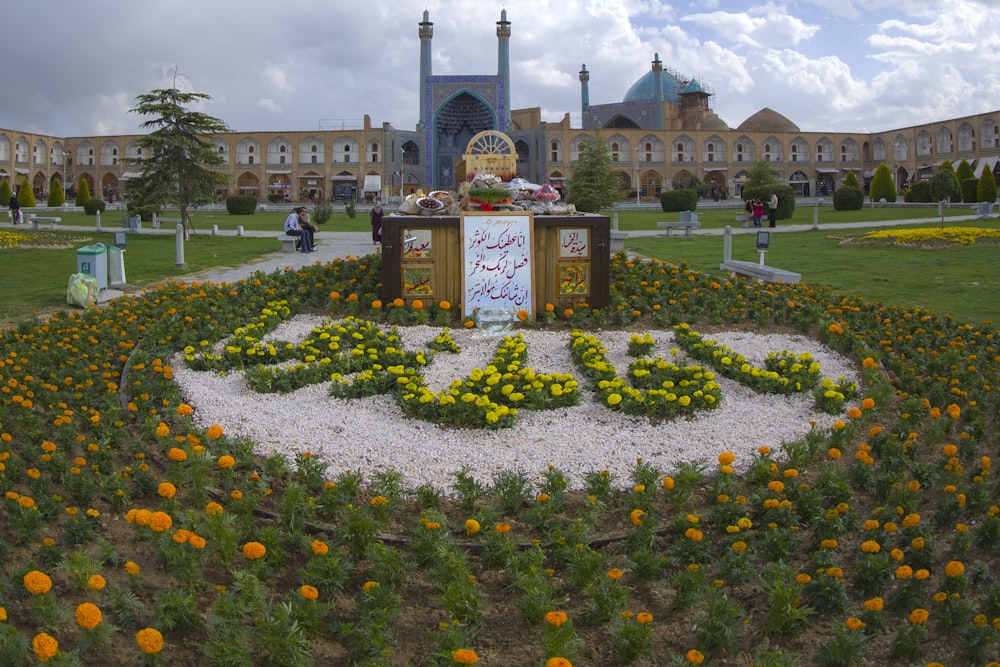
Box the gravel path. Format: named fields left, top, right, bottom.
left=172, top=318, right=858, bottom=492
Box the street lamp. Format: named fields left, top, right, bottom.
left=62, top=151, right=70, bottom=198
left=635, top=165, right=640, bottom=206
left=399, top=147, right=405, bottom=201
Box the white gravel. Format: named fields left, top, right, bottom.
left=171, top=317, right=858, bottom=492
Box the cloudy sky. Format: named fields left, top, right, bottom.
left=4, top=0, right=998, bottom=139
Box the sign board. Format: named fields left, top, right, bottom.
left=461, top=211, right=533, bottom=315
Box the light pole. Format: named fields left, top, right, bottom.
left=62, top=151, right=70, bottom=201
left=399, top=147, right=405, bottom=201
left=635, top=164, right=640, bottom=206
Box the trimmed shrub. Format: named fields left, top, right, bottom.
left=978, top=167, right=998, bottom=203
left=961, top=178, right=979, bottom=205
left=869, top=163, right=896, bottom=203
left=741, top=184, right=796, bottom=220
left=47, top=178, right=66, bottom=207
left=83, top=198, right=106, bottom=215
left=18, top=178, right=37, bottom=207
left=844, top=171, right=861, bottom=189
left=956, top=160, right=976, bottom=199
left=225, top=196, right=258, bottom=215
left=659, top=188, right=698, bottom=212
left=74, top=179, right=91, bottom=206
left=904, top=181, right=933, bottom=202
left=833, top=186, right=864, bottom=210
left=0, top=180, right=12, bottom=207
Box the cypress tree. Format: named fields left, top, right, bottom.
left=47, top=177, right=66, bottom=207
left=869, top=163, right=896, bottom=203
left=977, top=165, right=998, bottom=204
left=18, top=178, right=36, bottom=207
left=75, top=179, right=92, bottom=206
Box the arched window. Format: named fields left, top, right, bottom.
left=550, top=139, right=561, bottom=163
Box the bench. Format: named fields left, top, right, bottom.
left=720, top=260, right=801, bottom=283
left=277, top=234, right=300, bottom=253
left=28, top=215, right=61, bottom=230
left=151, top=215, right=182, bottom=230
left=656, top=220, right=701, bottom=236
left=735, top=214, right=751, bottom=228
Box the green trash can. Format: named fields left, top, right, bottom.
left=76, top=243, right=108, bottom=290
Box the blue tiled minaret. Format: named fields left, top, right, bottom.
left=579, top=64, right=590, bottom=112
left=652, top=53, right=663, bottom=130
left=497, top=9, right=512, bottom=131
left=418, top=10, right=433, bottom=131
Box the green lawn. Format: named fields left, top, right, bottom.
left=2, top=205, right=997, bottom=327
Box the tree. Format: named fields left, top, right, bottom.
left=843, top=170, right=861, bottom=190
left=47, top=177, right=66, bottom=207
left=18, top=178, right=36, bottom=207
left=744, top=158, right=779, bottom=189
left=0, top=180, right=10, bottom=209
left=930, top=161, right=960, bottom=203
left=869, top=163, right=896, bottom=203
left=127, top=86, right=231, bottom=239
left=75, top=178, right=92, bottom=206
left=978, top=165, right=998, bottom=204
left=565, top=137, right=623, bottom=212
left=956, top=159, right=975, bottom=185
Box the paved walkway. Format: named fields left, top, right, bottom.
left=4, top=210, right=989, bottom=288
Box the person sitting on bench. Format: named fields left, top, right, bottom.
left=283, top=206, right=315, bottom=252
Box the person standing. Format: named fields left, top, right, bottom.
left=284, top=206, right=314, bottom=252
left=9, top=189, right=21, bottom=224
left=751, top=199, right=764, bottom=228
left=768, top=191, right=778, bottom=228
left=370, top=202, right=384, bottom=246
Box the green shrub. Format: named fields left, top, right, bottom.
left=978, top=167, right=998, bottom=203
left=345, top=200, right=357, bottom=219
left=832, top=186, right=864, bottom=210
left=961, top=178, right=979, bottom=205
left=843, top=171, right=861, bottom=189
left=18, top=178, right=37, bottom=207
left=127, top=201, right=159, bottom=222
left=74, top=179, right=91, bottom=206
left=905, top=181, right=933, bottom=202
left=47, top=178, right=66, bottom=207
left=741, top=184, right=796, bottom=220
left=313, top=201, right=333, bottom=225
left=869, top=164, right=896, bottom=203
left=0, top=180, right=10, bottom=207
left=659, top=188, right=698, bottom=212
left=225, top=196, right=258, bottom=215
left=83, top=198, right=106, bottom=215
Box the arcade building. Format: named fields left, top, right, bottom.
left=2, top=9, right=998, bottom=205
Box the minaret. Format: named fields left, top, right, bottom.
left=496, top=9, right=512, bottom=131
left=579, top=64, right=590, bottom=113
left=651, top=53, right=663, bottom=129
left=418, top=10, right=433, bottom=130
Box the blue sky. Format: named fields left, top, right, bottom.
left=2, top=0, right=998, bottom=138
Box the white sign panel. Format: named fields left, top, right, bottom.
left=462, top=212, right=533, bottom=315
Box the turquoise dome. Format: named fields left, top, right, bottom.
left=623, top=69, right=693, bottom=104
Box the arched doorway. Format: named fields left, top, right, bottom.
left=237, top=172, right=260, bottom=199
left=433, top=91, right=496, bottom=189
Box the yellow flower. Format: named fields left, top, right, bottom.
left=24, top=570, right=52, bottom=595
left=75, top=602, right=103, bottom=630
left=464, top=519, right=481, bottom=535
left=606, top=568, right=623, bottom=580
left=205, top=501, right=224, bottom=515
left=452, top=648, right=479, bottom=664
left=135, top=628, right=164, bottom=654
left=32, top=633, right=59, bottom=662
left=718, top=451, right=735, bottom=465
left=630, top=508, right=645, bottom=526
left=242, top=541, right=266, bottom=560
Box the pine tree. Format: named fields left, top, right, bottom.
left=47, top=177, right=66, bottom=207
left=18, top=178, right=36, bottom=207
left=869, top=163, right=896, bottom=203
left=565, top=137, right=623, bottom=212
left=127, top=85, right=231, bottom=239
left=75, top=179, right=92, bottom=206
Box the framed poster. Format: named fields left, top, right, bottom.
left=461, top=211, right=534, bottom=316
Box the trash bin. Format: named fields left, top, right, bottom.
left=679, top=210, right=691, bottom=222
left=689, top=212, right=699, bottom=223
left=76, top=243, right=108, bottom=290
left=978, top=202, right=994, bottom=217
left=107, top=246, right=126, bottom=286
left=121, top=214, right=141, bottom=230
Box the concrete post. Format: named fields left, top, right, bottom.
left=175, top=224, right=186, bottom=269
left=723, top=225, right=732, bottom=263
left=236, top=225, right=244, bottom=237
left=212, top=224, right=219, bottom=236
left=812, top=204, right=819, bottom=230
left=612, top=212, right=619, bottom=231
left=95, top=211, right=101, bottom=232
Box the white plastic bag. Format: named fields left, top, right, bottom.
left=67, top=273, right=100, bottom=308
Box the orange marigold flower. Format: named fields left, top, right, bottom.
left=124, top=561, right=141, bottom=576
left=908, top=608, right=929, bottom=625
left=439, top=300, right=451, bottom=310
left=205, top=501, right=224, bottom=515
left=135, top=628, right=164, bottom=654
left=845, top=617, right=865, bottom=631
left=371, top=300, right=382, bottom=309
left=24, top=570, right=52, bottom=595
left=718, top=451, right=735, bottom=465
left=411, top=299, right=423, bottom=310
left=157, top=482, right=176, bottom=499
left=167, top=447, right=187, bottom=462
left=944, top=560, right=965, bottom=578
left=452, top=648, right=479, bottom=665
left=464, top=519, right=481, bottom=535
left=206, top=424, right=224, bottom=439
left=242, top=541, right=266, bottom=560
left=863, top=597, right=884, bottom=612
left=662, top=476, right=675, bottom=491
left=494, top=523, right=511, bottom=534
left=630, top=509, right=645, bottom=526
left=636, top=612, right=654, bottom=624
left=176, top=403, right=193, bottom=416
left=861, top=397, right=875, bottom=410
left=32, top=633, right=59, bottom=662
left=155, top=423, right=170, bottom=438
left=217, top=455, right=235, bottom=469
left=545, top=611, right=568, bottom=627
left=362, top=581, right=379, bottom=593
left=545, top=659, right=572, bottom=667
left=607, top=568, right=623, bottom=580
left=188, top=535, right=207, bottom=549
left=684, top=528, right=703, bottom=541
left=87, top=574, right=106, bottom=591
left=895, top=565, right=913, bottom=579
left=148, top=511, right=173, bottom=533
left=796, top=573, right=812, bottom=584
left=75, top=602, right=103, bottom=630
left=311, top=539, right=329, bottom=556
left=299, top=585, right=319, bottom=600
left=686, top=649, right=705, bottom=664
left=860, top=540, right=881, bottom=553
